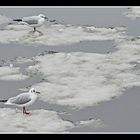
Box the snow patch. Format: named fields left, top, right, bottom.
left=0, top=74, right=28, bottom=81
left=76, top=119, right=104, bottom=129
left=15, top=57, right=33, bottom=64
left=0, top=65, right=28, bottom=81
left=25, top=46, right=140, bottom=109
left=0, top=108, right=74, bottom=132
left=25, top=36, right=140, bottom=109
left=124, top=7, right=140, bottom=19
left=0, top=14, right=126, bottom=46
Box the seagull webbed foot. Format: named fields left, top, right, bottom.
left=23, top=107, right=31, bottom=115
left=36, top=30, right=43, bottom=35
left=24, top=111, right=31, bottom=115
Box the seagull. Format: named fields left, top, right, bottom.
left=0, top=88, right=40, bottom=115
left=13, top=14, right=48, bottom=32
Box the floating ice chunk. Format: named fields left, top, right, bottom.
left=0, top=66, right=20, bottom=77
left=0, top=65, right=28, bottom=81
left=0, top=30, right=27, bottom=44
left=0, top=74, right=28, bottom=81
left=0, top=14, right=126, bottom=45
left=33, top=82, right=121, bottom=109
left=0, top=108, right=74, bottom=132
left=76, top=119, right=104, bottom=129
left=5, top=24, right=30, bottom=31
left=124, top=7, right=140, bottom=19
left=114, top=40, right=140, bottom=63
left=25, top=50, right=140, bottom=109
left=15, top=57, right=33, bottom=64
left=27, top=65, right=40, bottom=75
left=18, top=87, right=29, bottom=92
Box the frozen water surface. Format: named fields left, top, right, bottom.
left=0, top=20, right=126, bottom=46
left=0, top=7, right=140, bottom=133
left=0, top=65, right=28, bottom=81
left=0, top=108, right=74, bottom=132
left=125, top=7, right=140, bottom=19
left=27, top=44, right=140, bottom=108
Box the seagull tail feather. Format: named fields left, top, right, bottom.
left=0, top=99, right=7, bottom=102
left=13, top=19, right=22, bottom=22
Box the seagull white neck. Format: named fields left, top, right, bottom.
left=38, top=18, right=45, bottom=25
left=30, top=92, right=38, bottom=100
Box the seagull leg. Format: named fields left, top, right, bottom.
left=23, top=107, right=25, bottom=114
left=33, top=27, right=36, bottom=32
left=36, top=30, right=43, bottom=35
left=23, top=107, right=30, bottom=115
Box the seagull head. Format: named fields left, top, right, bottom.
left=38, top=14, right=48, bottom=20
left=29, top=88, right=40, bottom=94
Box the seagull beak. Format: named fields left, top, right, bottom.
left=45, top=17, right=48, bottom=20
left=36, top=91, right=41, bottom=94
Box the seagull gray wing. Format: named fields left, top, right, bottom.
left=22, top=16, right=39, bottom=25
left=9, top=93, right=31, bottom=105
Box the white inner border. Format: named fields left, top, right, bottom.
left=0, top=6, right=134, bottom=8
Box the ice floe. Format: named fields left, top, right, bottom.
left=0, top=65, right=28, bottom=81
left=0, top=74, right=28, bottom=81
left=0, top=108, right=104, bottom=132
left=125, top=7, right=140, bottom=19
left=76, top=119, right=104, bottom=129
left=14, top=57, right=33, bottom=64
left=25, top=45, right=139, bottom=109
left=0, top=15, right=127, bottom=46
left=25, top=36, right=140, bottom=109
left=0, top=108, right=74, bottom=132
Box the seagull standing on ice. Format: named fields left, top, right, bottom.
left=0, top=88, right=40, bottom=115
left=13, top=14, right=48, bottom=33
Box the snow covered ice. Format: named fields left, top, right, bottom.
left=0, top=108, right=104, bottom=132
left=76, top=119, right=104, bottom=129
left=0, top=15, right=127, bottom=46
left=27, top=39, right=140, bottom=109
left=0, top=65, right=28, bottom=81
left=125, top=7, right=140, bottom=19
left=0, top=108, right=74, bottom=132
left=0, top=8, right=140, bottom=132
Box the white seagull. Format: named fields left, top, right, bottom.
left=0, top=88, right=40, bottom=115
left=13, top=14, right=48, bottom=32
